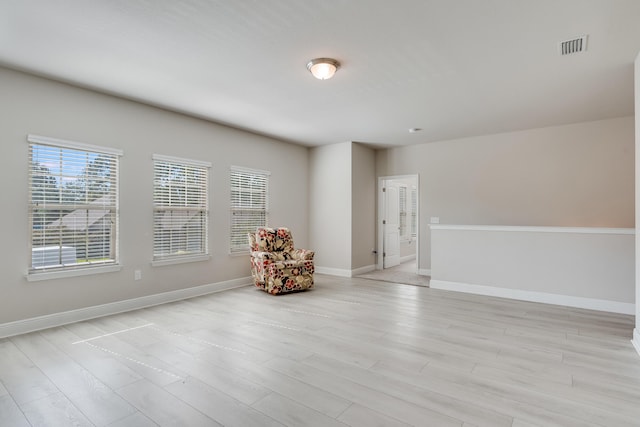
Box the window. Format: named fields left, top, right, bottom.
left=411, top=186, right=417, bottom=237
left=230, top=166, right=269, bottom=254
left=28, top=134, right=122, bottom=277
left=153, top=155, right=210, bottom=264
left=399, top=185, right=408, bottom=240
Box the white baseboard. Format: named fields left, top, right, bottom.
left=0, top=277, right=252, bottom=339
left=400, top=254, right=416, bottom=263
left=633, top=329, right=640, bottom=358
left=315, top=266, right=353, bottom=277
left=317, top=264, right=429, bottom=278
left=430, top=280, right=635, bottom=315
left=351, top=264, right=376, bottom=276
left=316, top=265, right=378, bottom=278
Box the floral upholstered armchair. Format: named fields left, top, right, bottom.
left=248, top=227, right=315, bottom=294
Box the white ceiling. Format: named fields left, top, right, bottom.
left=1, top=0, right=639, bottom=148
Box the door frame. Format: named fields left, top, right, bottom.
left=377, top=174, right=419, bottom=272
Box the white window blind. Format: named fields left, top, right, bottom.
left=411, top=186, right=417, bottom=237
left=28, top=134, right=122, bottom=274
left=153, top=155, right=210, bottom=262
left=230, top=166, right=269, bottom=253
left=399, top=185, right=408, bottom=239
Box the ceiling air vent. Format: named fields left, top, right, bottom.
left=559, top=35, right=588, bottom=55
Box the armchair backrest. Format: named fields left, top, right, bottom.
left=249, top=227, right=295, bottom=253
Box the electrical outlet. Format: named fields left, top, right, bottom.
left=134, top=269, right=142, bottom=281
left=430, top=217, right=440, bottom=224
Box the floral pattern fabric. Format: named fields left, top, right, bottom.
left=248, top=227, right=314, bottom=294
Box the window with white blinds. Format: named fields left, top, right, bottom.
left=411, top=186, right=417, bottom=237
left=230, top=166, right=269, bottom=254
left=153, top=155, right=210, bottom=263
left=399, top=185, right=408, bottom=240
left=28, top=134, right=122, bottom=274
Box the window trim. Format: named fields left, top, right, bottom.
left=29, top=134, right=123, bottom=156
left=152, top=154, right=211, bottom=265
left=152, top=154, right=211, bottom=169
left=27, top=134, right=123, bottom=280
left=26, top=265, right=122, bottom=282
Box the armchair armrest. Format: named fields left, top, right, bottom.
left=250, top=251, right=287, bottom=262
left=250, top=251, right=273, bottom=260
left=291, top=249, right=315, bottom=260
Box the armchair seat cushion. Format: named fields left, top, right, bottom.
left=264, top=259, right=315, bottom=294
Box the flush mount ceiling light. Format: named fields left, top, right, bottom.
left=306, top=58, right=340, bottom=80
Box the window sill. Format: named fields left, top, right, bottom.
left=151, top=254, right=211, bottom=267
left=26, top=264, right=122, bottom=282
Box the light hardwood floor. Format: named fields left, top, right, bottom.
left=356, top=261, right=430, bottom=287
left=1, top=274, right=639, bottom=426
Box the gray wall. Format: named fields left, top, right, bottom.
left=377, top=117, right=635, bottom=271
left=309, top=141, right=377, bottom=275
left=351, top=143, right=376, bottom=270
left=0, top=67, right=309, bottom=324
left=309, top=142, right=352, bottom=272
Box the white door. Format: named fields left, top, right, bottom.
left=384, top=181, right=401, bottom=268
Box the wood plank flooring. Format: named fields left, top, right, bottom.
left=0, top=274, right=638, bottom=426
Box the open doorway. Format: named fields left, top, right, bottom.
left=367, top=174, right=427, bottom=286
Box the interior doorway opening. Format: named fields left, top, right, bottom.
left=377, top=175, right=419, bottom=274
